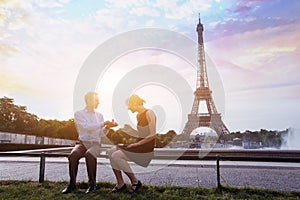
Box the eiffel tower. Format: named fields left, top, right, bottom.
left=181, top=15, right=230, bottom=138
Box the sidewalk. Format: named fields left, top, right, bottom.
left=1, top=157, right=300, bottom=191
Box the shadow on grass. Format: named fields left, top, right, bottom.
left=0, top=180, right=299, bottom=200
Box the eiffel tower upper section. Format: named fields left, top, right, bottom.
left=181, top=15, right=230, bottom=137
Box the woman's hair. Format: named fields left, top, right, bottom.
left=126, top=94, right=145, bottom=106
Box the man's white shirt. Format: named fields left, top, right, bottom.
left=74, top=108, right=104, bottom=143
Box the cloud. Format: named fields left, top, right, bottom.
left=129, top=6, right=160, bottom=17
left=94, top=2, right=160, bottom=31
left=145, top=19, right=154, bottom=26
left=0, top=1, right=106, bottom=119
left=104, top=0, right=145, bottom=9
left=0, top=69, right=32, bottom=94
left=95, top=8, right=128, bottom=30
left=228, top=0, right=274, bottom=14
left=155, top=0, right=212, bottom=20
left=0, top=43, right=16, bottom=55
left=204, top=16, right=300, bottom=130
left=58, top=0, right=71, bottom=4
left=207, top=21, right=300, bottom=68
left=230, top=0, right=257, bottom=13
left=0, top=0, right=32, bottom=55
left=206, top=20, right=300, bottom=104
left=204, top=0, right=300, bottom=41
left=33, top=0, right=63, bottom=8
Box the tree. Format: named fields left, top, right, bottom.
left=57, top=119, right=78, bottom=140
left=0, top=97, right=38, bottom=133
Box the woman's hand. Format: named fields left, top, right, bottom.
left=117, top=143, right=128, bottom=148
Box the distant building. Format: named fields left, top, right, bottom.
left=242, top=141, right=263, bottom=149
left=232, top=137, right=242, bottom=146
left=0, top=131, right=75, bottom=146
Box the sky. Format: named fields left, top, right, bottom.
left=1, top=0, right=300, bottom=134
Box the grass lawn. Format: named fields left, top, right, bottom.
left=0, top=180, right=299, bottom=200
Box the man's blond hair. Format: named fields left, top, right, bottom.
left=84, top=92, right=98, bottom=105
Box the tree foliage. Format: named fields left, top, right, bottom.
left=35, top=119, right=77, bottom=140
left=0, top=97, right=77, bottom=140
left=225, top=129, right=286, bottom=148
left=0, top=97, right=38, bottom=133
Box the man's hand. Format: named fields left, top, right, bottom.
left=104, top=120, right=118, bottom=128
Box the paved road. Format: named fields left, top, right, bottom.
left=0, top=157, right=299, bottom=192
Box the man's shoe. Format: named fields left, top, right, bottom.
left=62, top=184, right=76, bottom=194
left=85, top=185, right=97, bottom=194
